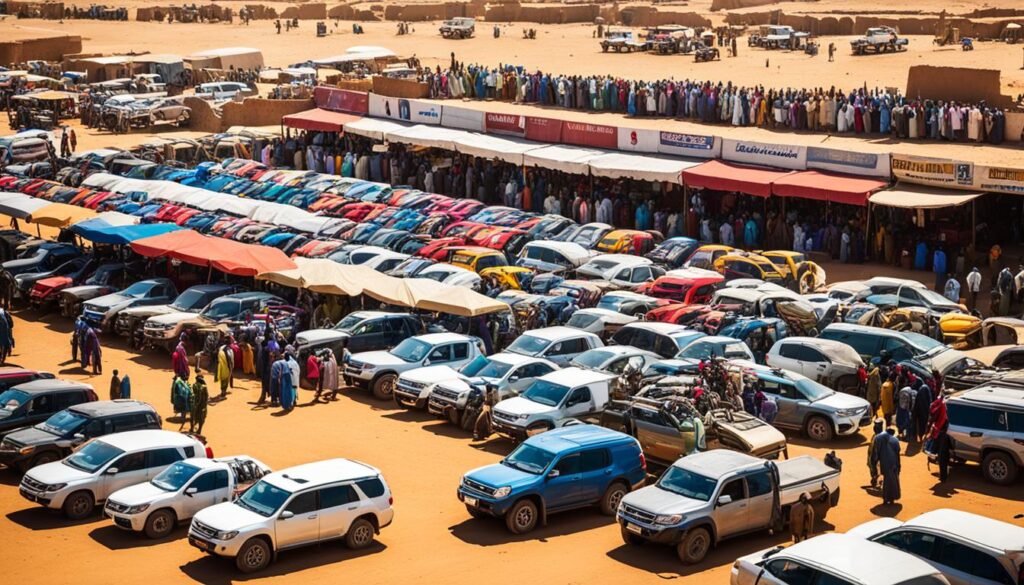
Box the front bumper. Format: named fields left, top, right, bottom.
left=345, top=366, right=374, bottom=383
left=491, top=418, right=528, bottom=441
left=393, top=383, right=429, bottom=408
left=836, top=411, right=872, bottom=436
left=18, top=481, right=68, bottom=509
left=104, top=504, right=145, bottom=531
left=188, top=526, right=246, bottom=557
left=0, top=448, right=30, bottom=468
left=427, top=395, right=459, bottom=417
left=615, top=513, right=684, bottom=545
left=457, top=486, right=513, bottom=517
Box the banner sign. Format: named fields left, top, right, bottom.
left=722, top=139, right=806, bottom=170
left=524, top=116, right=562, bottom=143
left=367, top=93, right=441, bottom=124
left=561, top=121, right=617, bottom=149
left=485, top=112, right=526, bottom=137
left=891, top=154, right=973, bottom=188
left=616, top=127, right=660, bottom=153
left=441, top=105, right=485, bottom=132
left=806, top=146, right=891, bottom=178
left=313, top=87, right=368, bottom=114
left=657, top=131, right=720, bottom=159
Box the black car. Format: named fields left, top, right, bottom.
left=0, top=400, right=160, bottom=471
left=0, top=379, right=97, bottom=437
left=1, top=242, right=81, bottom=277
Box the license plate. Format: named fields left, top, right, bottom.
left=189, top=536, right=213, bottom=551
left=464, top=496, right=478, bottom=507
left=626, top=523, right=642, bottom=535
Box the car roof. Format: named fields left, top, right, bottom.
left=623, top=321, right=689, bottom=335
left=714, top=288, right=765, bottom=302
left=822, top=322, right=900, bottom=337
left=98, top=430, right=198, bottom=451
left=864, top=276, right=926, bottom=289
left=603, top=290, right=657, bottom=301
left=186, top=284, right=235, bottom=293
left=902, top=509, right=1024, bottom=552
left=217, top=291, right=278, bottom=301
left=784, top=533, right=943, bottom=584
left=11, top=379, right=93, bottom=393
left=524, top=326, right=598, bottom=341
left=583, top=345, right=653, bottom=357
left=525, top=424, right=630, bottom=452
left=490, top=352, right=549, bottom=366
left=266, top=458, right=380, bottom=491
left=587, top=254, right=650, bottom=266
left=69, top=399, right=154, bottom=416
left=412, top=332, right=475, bottom=344
left=675, top=449, right=761, bottom=477
left=954, top=385, right=1024, bottom=410
left=352, top=310, right=408, bottom=320
left=539, top=367, right=615, bottom=387
left=526, top=240, right=593, bottom=259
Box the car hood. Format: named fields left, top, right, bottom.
left=576, top=265, right=608, bottom=279
left=5, top=426, right=60, bottom=446
left=108, top=481, right=171, bottom=506
left=814, top=391, right=869, bottom=410
left=63, top=285, right=108, bottom=298
left=353, top=351, right=406, bottom=367
left=620, top=485, right=708, bottom=516
left=25, top=460, right=93, bottom=485
left=296, top=329, right=349, bottom=347
left=194, top=501, right=266, bottom=531
left=464, top=463, right=538, bottom=491
left=494, top=396, right=556, bottom=417
left=401, top=365, right=460, bottom=384
left=148, top=311, right=197, bottom=325
left=925, top=348, right=968, bottom=375
left=87, top=293, right=131, bottom=309
left=846, top=517, right=903, bottom=539
left=120, top=304, right=176, bottom=318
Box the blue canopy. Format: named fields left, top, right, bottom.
left=73, top=222, right=183, bottom=245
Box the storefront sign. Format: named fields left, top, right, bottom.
left=367, top=93, right=441, bottom=124
left=561, top=121, right=617, bottom=149
left=891, top=154, right=973, bottom=188
left=616, top=127, right=660, bottom=153
left=441, top=105, right=485, bottom=132
left=484, top=112, right=526, bottom=137
left=313, top=87, right=369, bottom=114
left=976, top=165, right=1024, bottom=195
left=657, top=131, right=719, bottom=159
left=524, top=116, right=563, bottom=143
left=806, top=146, right=891, bottom=178
left=722, top=139, right=806, bottom=170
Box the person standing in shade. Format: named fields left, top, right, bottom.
left=317, top=348, right=340, bottom=402
left=932, top=247, right=947, bottom=291
left=865, top=365, right=881, bottom=415
left=0, top=306, right=13, bottom=364
left=190, top=373, right=209, bottom=435
left=215, top=342, right=232, bottom=399
left=119, top=373, right=131, bottom=399
left=788, top=492, right=814, bottom=543
left=965, top=266, right=982, bottom=312
left=109, top=370, right=121, bottom=401
left=896, top=381, right=916, bottom=440
left=912, top=379, right=932, bottom=443
left=869, top=426, right=901, bottom=505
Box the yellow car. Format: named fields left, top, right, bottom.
left=594, top=229, right=661, bottom=255
left=445, top=246, right=510, bottom=273
left=760, top=250, right=827, bottom=293
left=479, top=266, right=534, bottom=291
left=713, top=252, right=787, bottom=284
left=684, top=244, right=736, bottom=270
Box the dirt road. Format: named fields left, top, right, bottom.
left=1, top=274, right=1021, bottom=584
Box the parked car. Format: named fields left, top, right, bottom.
left=194, top=81, right=255, bottom=100
left=596, top=290, right=670, bottom=317
left=505, top=326, right=604, bottom=366
left=457, top=425, right=645, bottom=533
left=345, top=332, right=482, bottom=400
left=577, top=254, right=664, bottom=288
left=645, top=237, right=700, bottom=269
left=565, top=308, right=638, bottom=340
left=554, top=222, right=613, bottom=248
left=11, top=255, right=90, bottom=300
left=143, top=292, right=285, bottom=350
left=618, top=450, right=841, bottom=564
left=188, top=458, right=393, bottom=573
left=417, top=263, right=481, bottom=288
left=945, top=384, right=1024, bottom=485
left=52, top=261, right=138, bottom=317
left=731, top=533, right=951, bottom=585
left=766, top=337, right=866, bottom=395
left=612, top=322, right=707, bottom=359
left=516, top=240, right=596, bottom=273
left=0, top=400, right=160, bottom=471
left=81, top=278, right=178, bottom=331
left=675, top=336, right=755, bottom=362
left=297, top=311, right=424, bottom=357
left=114, top=284, right=238, bottom=341
left=427, top=354, right=559, bottom=420
left=440, top=16, right=476, bottom=38
left=0, top=379, right=96, bottom=438
left=0, top=242, right=80, bottom=277
left=491, top=367, right=615, bottom=440
left=571, top=346, right=660, bottom=375
left=819, top=323, right=970, bottom=375
left=20, top=430, right=210, bottom=519
left=0, top=367, right=54, bottom=392
left=849, top=508, right=1024, bottom=585
left=637, top=269, right=723, bottom=304
left=106, top=455, right=271, bottom=539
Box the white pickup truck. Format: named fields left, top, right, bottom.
left=617, top=450, right=841, bottom=564
left=104, top=456, right=270, bottom=539
left=490, top=367, right=615, bottom=440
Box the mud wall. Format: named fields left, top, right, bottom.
left=905, top=66, right=1013, bottom=108
left=3, top=1, right=64, bottom=19
left=280, top=3, right=326, bottom=20
left=371, top=76, right=429, bottom=98
left=618, top=7, right=711, bottom=27
left=726, top=11, right=1022, bottom=38
left=220, top=97, right=314, bottom=130
left=327, top=4, right=379, bottom=20
left=183, top=97, right=224, bottom=133
left=0, top=35, right=82, bottom=65
left=485, top=3, right=599, bottom=24
left=710, top=0, right=781, bottom=11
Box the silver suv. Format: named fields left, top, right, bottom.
left=946, top=385, right=1024, bottom=485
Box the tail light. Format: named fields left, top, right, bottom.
left=639, top=451, right=647, bottom=471
left=205, top=446, right=214, bottom=459
left=388, top=495, right=394, bottom=505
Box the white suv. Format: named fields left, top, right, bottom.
left=188, top=458, right=394, bottom=573
left=20, top=430, right=209, bottom=519
left=946, top=385, right=1024, bottom=485
left=345, top=333, right=482, bottom=400
left=505, top=326, right=603, bottom=366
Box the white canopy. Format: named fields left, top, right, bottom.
left=523, top=144, right=605, bottom=175
left=249, top=202, right=344, bottom=235
left=343, top=117, right=410, bottom=140
left=869, top=183, right=983, bottom=209
left=453, top=132, right=541, bottom=165
left=385, top=125, right=466, bottom=151
left=312, top=46, right=396, bottom=65
left=0, top=192, right=51, bottom=219
left=87, top=211, right=140, bottom=227
left=588, top=152, right=700, bottom=183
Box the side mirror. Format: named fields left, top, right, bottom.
left=185, top=487, right=198, bottom=496
left=546, top=469, right=560, bottom=480
left=509, top=375, right=520, bottom=382
left=279, top=510, right=294, bottom=520
left=717, top=494, right=733, bottom=506
left=72, top=433, right=85, bottom=444
left=105, top=467, right=119, bottom=475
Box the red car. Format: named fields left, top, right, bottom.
left=637, top=272, right=724, bottom=304
left=0, top=368, right=55, bottom=391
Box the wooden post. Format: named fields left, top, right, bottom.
left=972, top=199, right=976, bottom=248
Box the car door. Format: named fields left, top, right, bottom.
left=562, top=386, right=594, bottom=418
left=100, top=450, right=148, bottom=499
left=798, top=346, right=830, bottom=383
left=576, top=448, right=612, bottom=502
left=771, top=343, right=805, bottom=376
left=897, top=286, right=924, bottom=308
left=757, top=559, right=820, bottom=585
left=711, top=478, right=749, bottom=538
left=759, top=379, right=802, bottom=429
left=631, top=266, right=654, bottom=285
left=611, top=267, right=633, bottom=287
left=23, top=392, right=59, bottom=427
left=932, top=535, right=1018, bottom=585
left=145, top=447, right=186, bottom=479
left=183, top=469, right=226, bottom=518
left=632, top=406, right=687, bottom=463
left=742, top=471, right=774, bottom=532
left=450, top=342, right=472, bottom=369
left=947, top=403, right=1004, bottom=463
left=316, top=483, right=361, bottom=542
left=508, top=363, right=551, bottom=394
left=544, top=338, right=585, bottom=366
left=426, top=343, right=454, bottom=367
left=349, top=319, right=385, bottom=353
left=544, top=453, right=582, bottom=509
left=276, top=490, right=320, bottom=549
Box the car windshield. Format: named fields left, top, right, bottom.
left=38, top=409, right=89, bottom=435
left=460, top=355, right=490, bottom=377
left=85, top=267, right=117, bottom=286
left=901, top=331, right=945, bottom=354
left=122, top=281, right=155, bottom=298
left=334, top=313, right=367, bottom=332
left=566, top=312, right=599, bottom=329
left=522, top=379, right=570, bottom=406
left=584, top=259, right=618, bottom=272
left=475, top=358, right=513, bottom=379
left=506, top=334, right=550, bottom=356
left=917, top=288, right=955, bottom=306
left=795, top=378, right=834, bottom=402
left=656, top=466, right=717, bottom=501
left=391, top=338, right=431, bottom=362
left=502, top=443, right=556, bottom=475
left=572, top=350, right=615, bottom=369
left=722, top=342, right=753, bottom=358
left=151, top=462, right=201, bottom=491
left=0, top=388, right=30, bottom=411
left=170, top=289, right=210, bottom=311
left=64, top=440, right=124, bottom=473
left=200, top=300, right=240, bottom=321
left=677, top=342, right=719, bottom=360
left=419, top=270, right=451, bottom=283
left=237, top=479, right=291, bottom=517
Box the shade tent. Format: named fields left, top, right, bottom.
left=588, top=152, right=701, bottom=183
left=27, top=203, right=96, bottom=228
left=403, top=278, right=510, bottom=317
left=131, top=230, right=296, bottom=276
left=868, top=183, right=984, bottom=209
left=0, top=192, right=52, bottom=219
left=523, top=145, right=605, bottom=175
left=452, top=133, right=541, bottom=166
left=72, top=222, right=183, bottom=245
left=74, top=211, right=140, bottom=229
left=282, top=108, right=361, bottom=133
left=772, top=170, right=888, bottom=206
left=385, top=125, right=466, bottom=151
left=249, top=203, right=346, bottom=235
left=342, top=117, right=410, bottom=140
left=681, top=160, right=794, bottom=197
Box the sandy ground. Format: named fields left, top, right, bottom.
left=0, top=257, right=1021, bottom=585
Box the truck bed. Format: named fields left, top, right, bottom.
left=776, top=455, right=841, bottom=505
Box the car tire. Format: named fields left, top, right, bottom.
left=63, top=490, right=95, bottom=520
left=621, top=526, right=645, bottom=545
left=344, top=518, right=376, bottom=549
left=372, top=373, right=397, bottom=400
left=599, top=482, right=628, bottom=516
left=805, top=416, right=834, bottom=442
left=505, top=499, right=539, bottom=534
left=236, top=538, right=272, bottom=573
left=982, top=451, right=1019, bottom=485
left=144, top=508, right=177, bottom=539
left=676, top=526, right=711, bottom=565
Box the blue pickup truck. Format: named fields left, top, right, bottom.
left=457, top=425, right=647, bottom=534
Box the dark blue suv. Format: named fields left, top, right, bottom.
left=457, top=425, right=646, bottom=534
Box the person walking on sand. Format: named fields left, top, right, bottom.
left=789, top=492, right=814, bottom=542
left=866, top=418, right=884, bottom=488
left=913, top=378, right=933, bottom=443
left=925, top=393, right=951, bottom=481
left=84, top=326, right=102, bottom=374
left=171, top=375, right=192, bottom=429
left=119, top=372, right=131, bottom=399
left=880, top=371, right=896, bottom=425
left=896, top=380, right=916, bottom=440
left=865, top=365, right=881, bottom=414
left=966, top=266, right=982, bottom=312
left=0, top=306, right=13, bottom=364
left=869, top=427, right=901, bottom=504
left=190, top=373, right=209, bottom=435
left=172, top=336, right=190, bottom=380
left=215, top=342, right=232, bottom=398
left=109, top=369, right=121, bottom=401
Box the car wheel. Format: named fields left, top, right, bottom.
left=676, top=526, right=711, bottom=564
left=236, top=538, right=272, bottom=573
left=63, top=490, right=95, bottom=520
left=526, top=421, right=553, bottom=437
left=600, top=482, right=628, bottom=516
left=344, top=518, right=376, bottom=549
left=982, top=451, right=1019, bottom=485
left=372, top=373, right=397, bottom=400
left=144, top=508, right=176, bottom=539
left=805, top=416, right=834, bottom=442
left=505, top=499, right=538, bottom=534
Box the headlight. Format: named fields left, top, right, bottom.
left=46, top=483, right=67, bottom=492
left=517, top=414, right=529, bottom=420
left=361, top=363, right=373, bottom=370
left=18, top=445, right=35, bottom=455
left=215, top=530, right=239, bottom=540
left=492, top=486, right=511, bottom=498
left=835, top=408, right=861, bottom=417
left=654, top=514, right=683, bottom=525
left=125, top=503, right=151, bottom=514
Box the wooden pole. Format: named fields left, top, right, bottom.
left=972, top=199, right=976, bottom=248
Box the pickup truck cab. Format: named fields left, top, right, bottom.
left=20, top=430, right=209, bottom=519
left=427, top=353, right=559, bottom=418
left=114, top=284, right=237, bottom=340
left=346, top=332, right=482, bottom=400
left=618, top=450, right=841, bottom=564
left=458, top=425, right=646, bottom=533
left=492, top=368, right=615, bottom=440
left=52, top=261, right=137, bottom=317
left=81, top=278, right=178, bottom=331
left=143, top=292, right=284, bottom=350
left=0, top=379, right=96, bottom=438
left=106, top=456, right=270, bottom=539
left=188, top=458, right=394, bottom=573
left=505, top=326, right=603, bottom=366
left=297, top=311, right=423, bottom=355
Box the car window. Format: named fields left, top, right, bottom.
left=566, top=387, right=591, bottom=406
left=578, top=448, right=610, bottom=472
left=114, top=451, right=146, bottom=472
left=476, top=255, right=501, bottom=270
left=356, top=478, right=386, bottom=498
left=822, top=330, right=879, bottom=358
left=631, top=329, right=656, bottom=350
left=429, top=345, right=453, bottom=362
left=815, top=573, right=858, bottom=585
left=84, top=418, right=111, bottom=437
left=319, top=484, right=359, bottom=509
left=655, top=335, right=680, bottom=358
left=519, top=363, right=554, bottom=378
left=631, top=406, right=667, bottom=426
left=53, top=391, right=83, bottom=410
left=765, top=559, right=816, bottom=585
left=190, top=470, right=228, bottom=492
left=113, top=413, right=150, bottom=432
left=146, top=447, right=184, bottom=468
left=453, top=343, right=469, bottom=360
left=28, top=394, right=55, bottom=415
left=932, top=535, right=1015, bottom=585
left=354, top=320, right=385, bottom=335
left=611, top=329, right=635, bottom=346
left=719, top=478, right=746, bottom=502
left=1008, top=412, right=1024, bottom=432
left=877, top=529, right=937, bottom=559
left=882, top=338, right=915, bottom=361
left=554, top=453, right=580, bottom=475
left=948, top=404, right=1007, bottom=431
left=549, top=338, right=586, bottom=356
left=614, top=268, right=631, bottom=281
left=285, top=491, right=318, bottom=515
left=746, top=471, right=773, bottom=497
left=761, top=379, right=801, bottom=400
left=633, top=266, right=653, bottom=282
